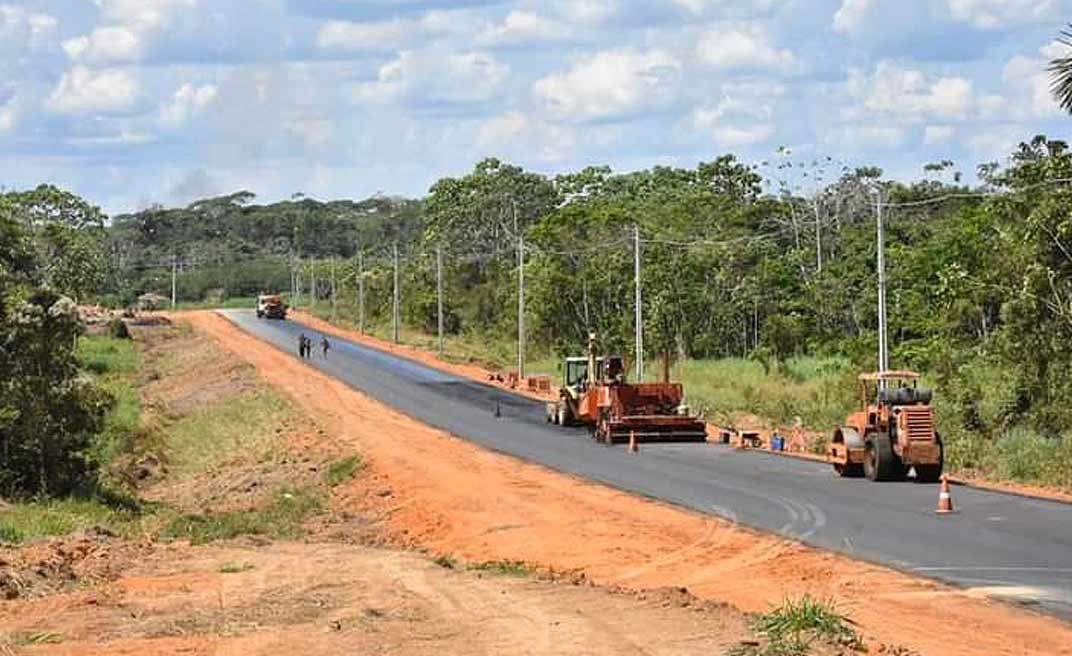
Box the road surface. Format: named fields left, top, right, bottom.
left=221, top=310, right=1072, bottom=618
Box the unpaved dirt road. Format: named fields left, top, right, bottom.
left=2, top=541, right=755, bottom=656
left=183, top=310, right=1072, bottom=656
left=221, top=309, right=1072, bottom=619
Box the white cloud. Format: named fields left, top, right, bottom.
left=354, top=50, right=507, bottom=104
left=68, top=130, right=157, bottom=146
left=924, top=125, right=954, bottom=144
left=0, top=4, right=57, bottom=51
left=846, top=61, right=974, bottom=121
left=533, top=49, right=680, bottom=120
left=92, top=0, right=197, bottom=31
left=549, top=0, right=618, bottom=25
left=964, top=124, right=1023, bottom=156
left=691, top=79, right=783, bottom=146
left=0, top=102, right=14, bottom=133
left=1001, top=53, right=1061, bottom=119
left=713, top=124, right=775, bottom=146
left=832, top=0, right=871, bottom=35
left=63, top=26, right=144, bottom=63
left=835, top=125, right=906, bottom=149
left=46, top=65, right=139, bottom=114
left=316, top=19, right=410, bottom=51
left=946, top=0, right=1061, bottom=29
left=160, top=82, right=217, bottom=126
left=476, top=11, right=570, bottom=46
left=696, top=25, right=796, bottom=72
left=477, top=111, right=528, bottom=147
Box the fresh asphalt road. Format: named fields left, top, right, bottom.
left=222, top=310, right=1072, bottom=619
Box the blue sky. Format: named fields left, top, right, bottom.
left=0, top=0, right=1069, bottom=214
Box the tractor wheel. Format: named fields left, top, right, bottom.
left=557, top=403, right=570, bottom=427
left=834, top=462, right=864, bottom=478
left=914, top=435, right=944, bottom=483
left=864, top=433, right=901, bottom=482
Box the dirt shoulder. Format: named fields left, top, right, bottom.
left=283, top=309, right=1072, bottom=504
left=186, top=310, right=1072, bottom=656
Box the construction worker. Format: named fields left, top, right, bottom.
left=321, top=335, right=331, bottom=358
left=298, top=332, right=307, bottom=358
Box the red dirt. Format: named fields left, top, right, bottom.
left=183, top=311, right=1072, bottom=656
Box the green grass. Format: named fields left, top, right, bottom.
left=1, top=632, right=63, bottom=646
left=0, top=497, right=146, bottom=544
left=172, top=297, right=258, bottom=310
left=78, top=334, right=140, bottom=376
left=161, top=487, right=323, bottom=545
left=324, top=455, right=362, bottom=487
left=468, top=560, right=533, bottom=576
left=648, top=356, right=854, bottom=432
left=165, top=389, right=293, bottom=478
left=734, top=595, right=863, bottom=656
left=219, top=561, right=256, bottom=574
left=433, top=554, right=459, bottom=570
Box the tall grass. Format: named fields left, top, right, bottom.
left=663, top=356, right=854, bottom=429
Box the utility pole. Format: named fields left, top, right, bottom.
left=514, top=231, right=523, bottom=377
left=310, top=260, right=316, bottom=311
left=330, top=257, right=337, bottom=323
left=814, top=200, right=823, bottom=273
left=874, top=188, right=889, bottom=380
left=392, top=243, right=400, bottom=344
left=436, top=244, right=444, bottom=355
left=634, top=224, right=643, bottom=382
left=357, top=252, right=365, bottom=334
left=171, top=255, right=177, bottom=309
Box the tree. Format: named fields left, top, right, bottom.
left=1049, top=25, right=1072, bottom=114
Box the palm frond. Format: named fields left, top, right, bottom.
left=1048, top=26, right=1072, bottom=114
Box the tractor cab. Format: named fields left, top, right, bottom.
left=564, top=357, right=601, bottom=396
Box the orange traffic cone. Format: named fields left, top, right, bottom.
left=936, top=474, right=954, bottom=514
left=628, top=431, right=639, bottom=454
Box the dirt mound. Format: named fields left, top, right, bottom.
left=0, top=530, right=155, bottom=600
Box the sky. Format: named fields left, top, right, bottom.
left=0, top=0, right=1070, bottom=214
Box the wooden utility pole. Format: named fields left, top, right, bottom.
left=171, top=255, right=177, bottom=309
left=437, top=244, right=444, bottom=355
left=516, top=211, right=525, bottom=379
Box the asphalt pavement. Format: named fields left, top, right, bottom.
left=221, top=310, right=1072, bottom=619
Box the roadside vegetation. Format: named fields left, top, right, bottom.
left=0, top=323, right=336, bottom=548
left=732, top=596, right=864, bottom=656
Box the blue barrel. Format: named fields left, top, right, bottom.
left=771, top=435, right=785, bottom=451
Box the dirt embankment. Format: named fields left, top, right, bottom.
left=185, top=311, right=1072, bottom=656
left=1, top=318, right=786, bottom=656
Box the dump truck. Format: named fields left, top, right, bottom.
left=255, top=294, right=288, bottom=320
left=827, top=371, right=943, bottom=482
left=546, top=334, right=707, bottom=445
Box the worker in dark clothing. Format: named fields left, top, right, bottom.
left=321, top=335, right=331, bottom=358
left=298, top=332, right=307, bottom=358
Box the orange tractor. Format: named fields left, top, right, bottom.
left=546, top=334, right=707, bottom=445
left=827, top=371, right=943, bottom=482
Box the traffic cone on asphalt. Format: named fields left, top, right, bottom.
left=936, top=474, right=955, bottom=514
left=628, top=431, right=639, bottom=454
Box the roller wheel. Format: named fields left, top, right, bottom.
left=864, top=433, right=902, bottom=482
left=557, top=403, right=569, bottom=427
left=834, top=462, right=864, bottom=478
left=914, top=435, right=944, bottom=483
